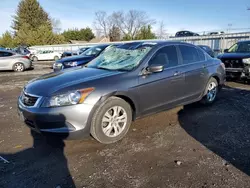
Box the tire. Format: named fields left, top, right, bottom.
left=200, top=77, right=218, bottom=105
left=13, top=62, right=25, bottom=72
left=90, top=96, right=132, bottom=144
left=54, top=56, right=59, bottom=61
left=33, top=56, right=38, bottom=62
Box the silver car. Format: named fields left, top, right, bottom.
left=0, top=50, right=32, bottom=72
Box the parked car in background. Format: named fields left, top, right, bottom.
left=31, top=50, right=62, bottom=61
left=0, top=50, right=32, bottom=72
left=53, top=44, right=112, bottom=71
left=13, top=46, right=31, bottom=56
left=61, top=47, right=90, bottom=58
left=198, top=45, right=215, bottom=57
left=217, top=40, right=250, bottom=80
left=207, top=31, right=225, bottom=35
left=175, top=30, right=199, bottom=37
left=0, top=47, right=5, bottom=50
left=18, top=41, right=225, bottom=144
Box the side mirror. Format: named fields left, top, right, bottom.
left=224, top=49, right=229, bottom=53
left=146, top=64, right=164, bottom=73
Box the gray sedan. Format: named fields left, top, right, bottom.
left=0, top=50, right=32, bottom=72
left=17, top=41, right=225, bottom=144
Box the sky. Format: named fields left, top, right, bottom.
left=0, top=0, right=250, bottom=35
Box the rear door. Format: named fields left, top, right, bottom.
left=177, top=44, right=208, bottom=100
left=38, top=51, right=48, bottom=60
left=0, top=51, right=14, bottom=70
left=137, top=45, right=185, bottom=115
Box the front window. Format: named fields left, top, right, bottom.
left=86, top=46, right=152, bottom=71
left=228, top=42, right=250, bottom=53
left=81, top=46, right=106, bottom=56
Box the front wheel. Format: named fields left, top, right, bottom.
left=54, top=56, right=59, bottom=61
left=200, top=77, right=218, bottom=105
left=90, top=97, right=132, bottom=144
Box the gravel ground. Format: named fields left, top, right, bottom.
left=0, top=62, right=250, bottom=188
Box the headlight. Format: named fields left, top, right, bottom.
left=42, top=88, right=94, bottom=107
left=64, top=61, right=78, bottom=67
left=242, top=58, right=250, bottom=64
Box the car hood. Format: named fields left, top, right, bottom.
left=57, top=55, right=94, bottom=63
left=217, top=53, right=250, bottom=59
left=24, top=67, right=122, bottom=96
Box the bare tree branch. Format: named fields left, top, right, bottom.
left=157, top=21, right=167, bottom=39
left=111, top=10, right=156, bottom=40
left=93, top=11, right=112, bottom=37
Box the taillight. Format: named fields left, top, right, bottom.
left=22, top=56, right=29, bottom=59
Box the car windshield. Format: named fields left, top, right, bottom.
left=228, top=42, right=250, bottom=53
left=86, top=46, right=152, bottom=71
left=81, top=46, right=106, bottom=56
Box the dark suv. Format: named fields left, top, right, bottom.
left=18, top=41, right=225, bottom=144
left=175, top=31, right=199, bottom=37
left=217, top=40, right=250, bottom=80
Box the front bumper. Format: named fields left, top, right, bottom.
left=17, top=96, right=95, bottom=139
left=225, top=67, right=250, bottom=79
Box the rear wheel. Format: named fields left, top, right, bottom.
left=90, top=97, right=132, bottom=144
left=200, top=77, right=218, bottom=105
left=13, top=63, right=25, bottom=72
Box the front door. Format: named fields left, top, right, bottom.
left=137, top=45, right=185, bottom=115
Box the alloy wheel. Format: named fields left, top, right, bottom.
left=101, top=106, right=127, bottom=137
left=14, top=63, right=24, bottom=72
left=207, top=82, right=217, bottom=102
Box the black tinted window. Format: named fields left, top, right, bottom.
left=149, top=45, right=179, bottom=68
left=0, top=52, right=13, bottom=57
left=196, top=48, right=206, bottom=61
left=179, top=45, right=200, bottom=64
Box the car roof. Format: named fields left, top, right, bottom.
left=137, top=40, right=196, bottom=46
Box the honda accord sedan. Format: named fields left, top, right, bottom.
left=18, top=41, right=225, bottom=144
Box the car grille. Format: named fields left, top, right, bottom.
left=221, top=59, right=243, bottom=68
left=21, top=93, right=38, bottom=106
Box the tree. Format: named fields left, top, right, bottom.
left=62, top=28, right=95, bottom=42
left=0, top=31, right=16, bottom=48
left=12, top=0, right=52, bottom=32
left=157, top=21, right=167, bottom=39
left=135, top=25, right=156, bottom=40
left=112, top=10, right=156, bottom=40
left=52, top=18, right=62, bottom=34
left=14, top=23, right=65, bottom=46
left=93, top=11, right=112, bottom=37
left=109, top=26, right=121, bottom=41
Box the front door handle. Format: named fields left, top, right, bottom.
left=202, top=64, right=207, bottom=68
